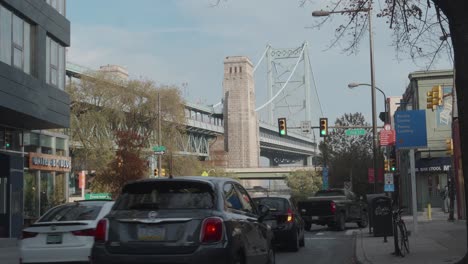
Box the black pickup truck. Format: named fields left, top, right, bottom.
left=297, top=189, right=368, bottom=231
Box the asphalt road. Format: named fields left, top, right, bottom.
left=276, top=224, right=359, bottom=264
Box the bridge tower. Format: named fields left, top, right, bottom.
left=223, top=56, right=260, bottom=168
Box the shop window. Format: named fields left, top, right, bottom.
left=24, top=171, right=38, bottom=219
left=40, top=135, right=53, bottom=154
left=23, top=132, right=40, bottom=153
left=55, top=138, right=67, bottom=156
left=40, top=172, right=54, bottom=215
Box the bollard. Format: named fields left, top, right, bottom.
left=427, top=203, right=432, bottom=221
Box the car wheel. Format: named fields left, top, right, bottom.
left=304, top=222, right=312, bottom=231
left=289, top=229, right=300, bottom=252
left=299, top=231, right=305, bottom=247
left=357, top=212, right=368, bottom=228
left=266, top=247, right=275, bottom=264
left=336, top=213, right=346, bottom=231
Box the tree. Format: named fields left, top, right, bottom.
left=66, top=71, right=203, bottom=193
left=286, top=170, right=322, bottom=200
left=320, top=113, right=379, bottom=196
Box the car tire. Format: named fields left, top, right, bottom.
left=357, top=212, right=368, bottom=228
left=289, top=229, right=300, bottom=252
left=304, top=222, right=312, bottom=231
left=299, top=232, right=305, bottom=247
left=266, top=247, right=275, bottom=264
left=336, top=213, right=346, bottom=231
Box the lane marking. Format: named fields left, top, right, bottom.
left=316, top=232, right=324, bottom=236
left=345, top=230, right=357, bottom=236
left=305, top=237, right=336, bottom=240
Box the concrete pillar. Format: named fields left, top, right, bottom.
left=223, top=56, right=260, bottom=168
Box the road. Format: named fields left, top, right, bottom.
left=277, top=224, right=359, bottom=264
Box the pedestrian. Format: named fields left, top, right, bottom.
left=443, top=185, right=450, bottom=213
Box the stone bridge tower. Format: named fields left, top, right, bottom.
left=223, top=56, right=259, bottom=168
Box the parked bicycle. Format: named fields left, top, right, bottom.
left=392, top=207, right=410, bottom=257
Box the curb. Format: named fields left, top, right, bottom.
left=353, top=229, right=373, bottom=264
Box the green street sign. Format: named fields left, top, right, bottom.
left=152, top=146, right=166, bottom=152
left=345, top=129, right=367, bottom=136
left=85, top=193, right=112, bottom=200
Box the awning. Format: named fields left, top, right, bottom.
left=415, top=157, right=452, bottom=173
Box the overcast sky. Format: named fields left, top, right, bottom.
left=67, top=0, right=452, bottom=128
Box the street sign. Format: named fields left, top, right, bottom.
left=384, top=173, right=394, bottom=192
left=322, top=167, right=329, bottom=190
left=85, top=193, right=112, bottom=200
left=152, top=145, right=166, bottom=155
left=345, top=129, right=367, bottom=136
left=380, top=129, right=396, bottom=146
left=395, top=110, right=428, bottom=149
left=384, top=184, right=395, bottom=192
left=344, top=181, right=351, bottom=191
left=301, top=121, right=311, bottom=133
left=384, top=124, right=391, bottom=131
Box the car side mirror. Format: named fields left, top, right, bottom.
left=257, top=204, right=270, bottom=222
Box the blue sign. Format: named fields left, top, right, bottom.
left=384, top=184, right=395, bottom=192
left=322, top=167, right=329, bottom=190
left=395, top=110, right=428, bottom=149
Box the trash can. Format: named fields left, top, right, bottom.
left=371, top=196, right=393, bottom=237
left=365, top=193, right=386, bottom=234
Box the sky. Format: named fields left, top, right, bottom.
left=66, top=0, right=452, bottom=128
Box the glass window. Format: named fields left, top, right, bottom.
left=114, top=181, right=215, bottom=210
left=55, top=138, right=66, bottom=156
left=23, top=22, right=30, bottom=74
left=24, top=171, right=38, bottom=219
left=235, top=184, right=255, bottom=214
left=253, top=197, right=289, bottom=213
left=54, top=173, right=66, bottom=204
left=24, top=132, right=39, bottom=153
left=0, top=6, right=12, bottom=65
left=223, top=183, right=242, bottom=211
left=46, top=36, right=66, bottom=89
left=40, top=172, right=54, bottom=215
left=39, top=202, right=104, bottom=222
left=40, top=135, right=53, bottom=154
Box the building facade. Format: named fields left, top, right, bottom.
left=0, top=0, right=70, bottom=238
left=398, top=70, right=454, bottom=213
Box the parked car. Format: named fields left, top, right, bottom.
left=297, top=189, right=368, bottom=231
left=20, top=199, right=114, bottom=263
left=253, top=196, right=305, bottom=251
left=91, top=176, right=275, bottom=264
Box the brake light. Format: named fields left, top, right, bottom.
left=200, top=217, right=223, bottom=243
left=287, top=208, right=293, bottom=222
left=72, top=228, right=96, bottom=237
left=330, top=202, right=336, bottom=214
left=94, top=219, right=108, bottom=242
left=21, top=231, right=38, bottom=239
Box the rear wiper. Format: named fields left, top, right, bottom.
left=128, top=203, right=160, bottom=210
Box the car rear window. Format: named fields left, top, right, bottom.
left=114, top=181, right=215, bottom=210
left=39, top=202, right=104, bottom=222
left=253, top=197, right=289, bottom=213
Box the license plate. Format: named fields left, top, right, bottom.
left=46, top=234, right=62, bottom=244
left=265, top=220, right=277, bottom=228
left=311, top=216, right=319, bottom=220
left=137, top=225, right=166, bottom=241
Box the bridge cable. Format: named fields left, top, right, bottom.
left=308, top=51, right=324, bottom=117
left=255, top=44, right=306, bottom=112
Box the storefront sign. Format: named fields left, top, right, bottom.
left=416, top=157, right=452, bottom=173
left=29, top=152, right=71, bottom=172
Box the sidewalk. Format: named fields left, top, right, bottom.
left=0, top=238, right=19, bottom=264
left=356, top=213, right=467, bottom=264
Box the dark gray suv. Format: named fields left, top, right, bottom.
left=91, top=177, right=275, bottom=264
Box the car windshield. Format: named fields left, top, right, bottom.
left=114, top=181, right=215, bottom=210
left=39, top=202, right=104, bottom=222
left=315, top=190, right=345, bottom=197
left=253, top=197, right=289, bottom=213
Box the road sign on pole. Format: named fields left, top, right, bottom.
left=384, top=173, right=394, bottom=192
left=301, top=121, right=311, bottom=133
left=395, top=110, right=428, bottom=149
left=152, top=146, right=166, bottom=155
left=345, top=129, right=367, bottom=136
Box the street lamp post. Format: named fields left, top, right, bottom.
left=313, top=1, right=378, bottom=193
left=348, top=83, right=387, bottom=122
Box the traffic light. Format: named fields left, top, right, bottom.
left=161, top=168, right=166, bottom=177
left=153, top=168, right=158, bottom=176
left=427, top=85, right=443, bottom=110
left=319, top=118, right=328, bottom=137
left=384, top=160, right=390, bottom=172
left=278, top=118, right=287, bottom=137
left=446, top=138, right=453, bottom=156
left=389, top=159, right=396, bottom=172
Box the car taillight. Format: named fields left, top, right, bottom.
left=330, top=202, right=336, bottom=214
left=21, top=231, right=38, bottom=239
left=72, top=228, right=96, bottom=237
left=94, top=219, right=108, bottom=242
left=287, top=208, right=293, bottom=222
left=200, top=217, right=223, bottom=243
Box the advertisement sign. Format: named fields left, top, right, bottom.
left=29, top=152, right=71, bottom=172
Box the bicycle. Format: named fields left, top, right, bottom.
left=392, top=208, right=410, bottom=257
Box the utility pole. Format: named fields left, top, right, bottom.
left=158, top=93, right=162, bottom=177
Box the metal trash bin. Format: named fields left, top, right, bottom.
left=365, top=193, right=386, bottom=234
left=371, top=195, right=393, bottom=237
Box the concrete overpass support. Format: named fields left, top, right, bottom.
left=223, top=56, right=260, bottom=168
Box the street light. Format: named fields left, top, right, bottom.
left=348, top=83, right=387, bottom=122
left=313, top=2, right=378, bottom=193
